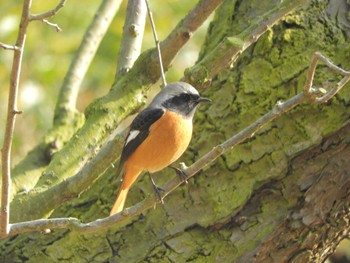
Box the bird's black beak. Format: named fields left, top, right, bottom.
left=197, top=97, right=211, bottom=103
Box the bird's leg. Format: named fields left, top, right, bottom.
left=169, top=165, right=188, bottom=184
left=148, top=173, right=164, bottom=204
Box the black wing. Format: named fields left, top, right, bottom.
left=116, top=107, right=165, bottom=176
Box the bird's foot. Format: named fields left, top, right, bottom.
left=148, top=174, right=164, bottom=204
left=169, top=165, right=188, bottom=184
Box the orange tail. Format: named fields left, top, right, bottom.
left=110, top=165, right=142, bottom=215
left=110, top=187, right=130, bottom=215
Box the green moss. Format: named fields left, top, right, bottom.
left=198, top=0, right=239, bottom=61
left=184, top=65, right=210, bottom=85
left=284, top=14, right=303, bottom=26
left=226, top=36, right=245, bottom=49
left=254, top=29, right=274, bottom=57
left=8, top=111, right=85, bottom=202
left=240, top=58, right=274, bottom=94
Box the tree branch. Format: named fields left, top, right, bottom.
left=29, top=0, right=66, bottom=21
left=144, top=0, right=167, bottom=87
left=304, top=52, right=350, bottom=103
left=41, top=19, right=62, bottom=32
left=54, top=0, right=123, bottom=124
left=115, top=0, right=147, bottom=79
left=1, top=0, right=32, bottom=239
left=4, top=52, right=349, bottom=237
left=0, top=42, right=20, bottom=51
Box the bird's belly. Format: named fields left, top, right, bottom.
left=127, top=111, right=193, bottom=173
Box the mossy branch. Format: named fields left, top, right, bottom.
left=184, top=0, right=307, bottom=88
left=4, top=52, right=350, bottom=237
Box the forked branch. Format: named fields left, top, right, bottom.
left=29, top=0, right=66, bottom=21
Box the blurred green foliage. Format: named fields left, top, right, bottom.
left=0, top=0, right=210, bottom=165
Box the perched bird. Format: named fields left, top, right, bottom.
left=110, top=82, right=210, bottom=215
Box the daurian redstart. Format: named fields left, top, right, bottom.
left=110, top=82, right=210, bottom=215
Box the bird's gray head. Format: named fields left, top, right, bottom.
left=150, top=82, right=210, bottom=118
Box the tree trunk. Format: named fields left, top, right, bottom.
left=1, top=0, right=350, bottom=262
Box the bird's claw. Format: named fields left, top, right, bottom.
left=169, top=166, right=188, bottom=184
left=149, top=174, right=164, bottom=204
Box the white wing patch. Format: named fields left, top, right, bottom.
left=125, top=130, right=140, bottom=146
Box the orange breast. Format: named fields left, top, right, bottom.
left=125, top=111, right=193, bottom=174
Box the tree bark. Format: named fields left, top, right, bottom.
left=1, top=0, right=350, bottom=262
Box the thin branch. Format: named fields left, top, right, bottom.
left=29, top=0, right=66, bottom=21
left=54, top=0, right=123, bottom=124
left=4, top=52, right=349, bottom=237
left=304, top=52, right=350, bottom=103
left=139, top=0, right=224, bottom=83
left=0, top=0, right=32, bottom=239
left=0, top=42, right=20, bottom=51
left=8, top=203, right=151, bottom=236
left=115, top=0, right=147, bottom=79
left=144, top=0, right=167, bottom=88
left=42, top=19, right=62, bottom=32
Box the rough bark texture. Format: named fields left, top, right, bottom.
left=1, top=0, right=350, bottom=262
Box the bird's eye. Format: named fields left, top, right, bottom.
left=180, top=93, right=191, bottom=101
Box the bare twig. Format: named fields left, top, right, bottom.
left=42, top=19, right=62, bottom=32
left=54, top=0, right=123, bottom=124
left=304, top=52, right=350, bottom=103
left=4, top=53, right=349, bottom=237
left=115, top=0, right=147, bottom=79
left=29, top=0, right=66, bottom=21
left=144, top=0, right=167, bottom=87
left=0, top=42, right=20, bottom=51
left=1, top=0, right=32, bottom=239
